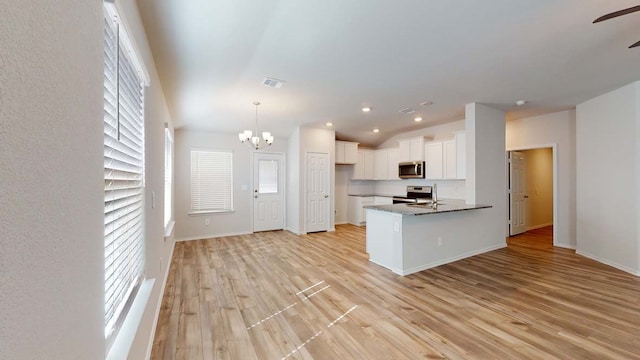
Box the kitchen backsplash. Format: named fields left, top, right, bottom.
left=348, top=179, right=466, bottom=200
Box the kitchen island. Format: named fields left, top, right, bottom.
left=364, top=200, right=499, bottom=276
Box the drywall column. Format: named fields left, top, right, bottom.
left=465, top=103, right=507, bottom=238
left=576, top=82, right=639, bottom=275
left=0, top=1, right=105, bottom=359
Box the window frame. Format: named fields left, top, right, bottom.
left=103, top=1, right=150, bottom=353
left=189, top=148, right=234, bottom=215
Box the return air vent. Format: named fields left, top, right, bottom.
left=399, top=107, right=416, bottom=115
left=262, top=77, right=286, bottom=88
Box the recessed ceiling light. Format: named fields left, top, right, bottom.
left=362, top=107, right=371, bottom=113
left=326, top=122, right=333, bottom=127
left=420, top=101, right=434, bottom=106
left=373, top=128, right=380, bottom=133
left=516, top=100, right=527, bottom=106
left=414, top=116, right=423, bottom=122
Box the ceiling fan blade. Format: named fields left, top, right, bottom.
left=629, top=40, right=640, bottom=48
left=593, top=5, right=640, bottom=23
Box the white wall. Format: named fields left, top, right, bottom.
left=0, top=2, right=104, bottom=358
left=465, top=103, right=507, bottom=244
left=522, top=148, right=553, bottom=229
left=506, top=110, right=576, bottom=248
left=576, top=82, right=639, bottom=275
left=287, top=127, right=335, bottom=233
left=1, top=1, right=174, bottom=358
left=287, top=128, right=301, bottom=234
left=174, top=130, right=288, bottom=240
left=377, top=120, right=465, bottom=149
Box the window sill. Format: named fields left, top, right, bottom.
left=164, top=220, right=175, bottom=238
left=106, top=278, right=155, bottom=360
left=188, top=210, right=235, bottom=216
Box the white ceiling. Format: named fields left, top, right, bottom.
left=137, top=0, right=640, bottom=147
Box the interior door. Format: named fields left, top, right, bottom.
left=509, top=151, right=527, bottom=236
left=253, top=153, right=285, bottom=232
left=306, top=152, right=330, bottom=233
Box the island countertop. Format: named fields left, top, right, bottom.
left=364, top=199, right=492, bottom=216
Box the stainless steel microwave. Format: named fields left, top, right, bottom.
left=398, top=161, right=425, bottom=179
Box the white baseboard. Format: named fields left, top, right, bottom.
left=285, top=227, right=306, bottom=235
left=335, top=221, right=347, bottom=225
left=144, top=240, right=175, bottom=359
left=175, top=231, right=252, bottom=242
left=575, top=250, right=640, bottom=276
left=400, top=243, right=507, bottom=276
left=554, top=242, right=576, bottom=250
left=526, top=222, right=553, bottom=231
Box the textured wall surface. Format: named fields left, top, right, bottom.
left=0, top=1, right=105, bottom=359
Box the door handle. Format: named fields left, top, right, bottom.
left=324, top=195, right=329, bottom=198
left=254, top=195, right=258, bottom=198
left=524, top=195, right=529, bottom=199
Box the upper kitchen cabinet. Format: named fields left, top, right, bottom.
left=387, top=148, right=400, bottom=180
left=424, top=132, right=466, bottom=180
left=398, top=136, right=425, bottom=162
left=374, top=149, right=388, bottom=180
left=353, top=149, right=375, bottom=180
left=335, top=140, right=358, bottom=164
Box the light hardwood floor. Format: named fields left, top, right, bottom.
left=151, top=225, right=640, bottom=359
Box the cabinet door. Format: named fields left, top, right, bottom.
left=386, top=148, right=400, bottom=180
left=374, top=150, right=388, bottom=180
left=410, top=138, right=424, bottom=161
left=361, top=197, right=373, bottom=223
left=443, top=139, right=456, bottom=179
left=335, top=142, right=345, bottom=164
left=352, top=150, right=365, bottom=179
left=344, top=142, right=358, bottom=164
left=364, top=151, right=375, bottom=179
left=425, top=141, right=443, bottom=179
left=455, top=132, right=466, bottom=179
left=398, top=140, right=411, bottom=162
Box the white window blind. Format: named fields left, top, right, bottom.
left=103, top=8, right=145, bottom=344
left=164, top=127, right=173, bottom=228
left=191, top=150, right=233, bottom=213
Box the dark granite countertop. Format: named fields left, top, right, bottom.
left=364, top=200, right=491, bottom=216
left=347, top=194, right=396, bottom=198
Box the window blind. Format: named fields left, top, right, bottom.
left=103, top=11, right=145, bottom=342
left=191, top=150, right=233, bottom=212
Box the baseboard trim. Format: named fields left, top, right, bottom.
left=575, top=250, right=640, bottom=276
left=526, top=222, right=553, bottom=231
left=400, top=242, right=507, bottom=276
left=144, top=240, right=175, bottom=359
left=554, top=243, right=576, bottom=250
left=175, top=231, right=252, bottom=242
left=335, top=221, right=347, bottom=225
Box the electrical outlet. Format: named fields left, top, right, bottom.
left=205, top=218, right=210, bottom=226
left=437, top=236, right=443, bottom=246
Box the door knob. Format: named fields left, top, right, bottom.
left=254, top=195, right=258, bottom=198
left=324, top=195, right=329, bottom=198
left=524, top=195, right=529, bottom=199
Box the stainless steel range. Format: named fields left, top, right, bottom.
left=392, top=185, right=434, bottom=204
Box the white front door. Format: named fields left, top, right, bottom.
left=306, top=152, right=330, bottom=233
left=509, top=151, right=527, bottom=236
left=253, top=153, right=285, bottom=232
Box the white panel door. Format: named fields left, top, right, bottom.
left=509, top=151, right=527, bottom=236
left=306, top=152, right=330, bottom=233
left=253, top=153, right=285, bottom=232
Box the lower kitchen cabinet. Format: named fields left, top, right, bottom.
left=347, top=195, right=393, bottom=226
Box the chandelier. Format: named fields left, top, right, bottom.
left=238, top=101, right=274, bottom=150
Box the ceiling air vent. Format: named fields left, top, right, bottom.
left=399, top=107, right=416, bottom=115
left=262, top=77, right=286, bottom=88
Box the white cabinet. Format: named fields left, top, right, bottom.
left=353, top=150, right=375, bottom=180
left=398, top=137, right=425, bottom=162
left=424, top=134, right=466, bottom=180
left=374, top=150, right=388, bottom=180
left=455, top=132, right=466, bottom=179
left=387, top=148, right=400, bottom=180
left=443, top=139, right=456, bottom=179
left=425, top=141, right=444, bottom=179
left=347, top=196, right=373, bottom=225
left=347, top=195, right=393, bottom=226
left=335, top=140, right=358, bottom=164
